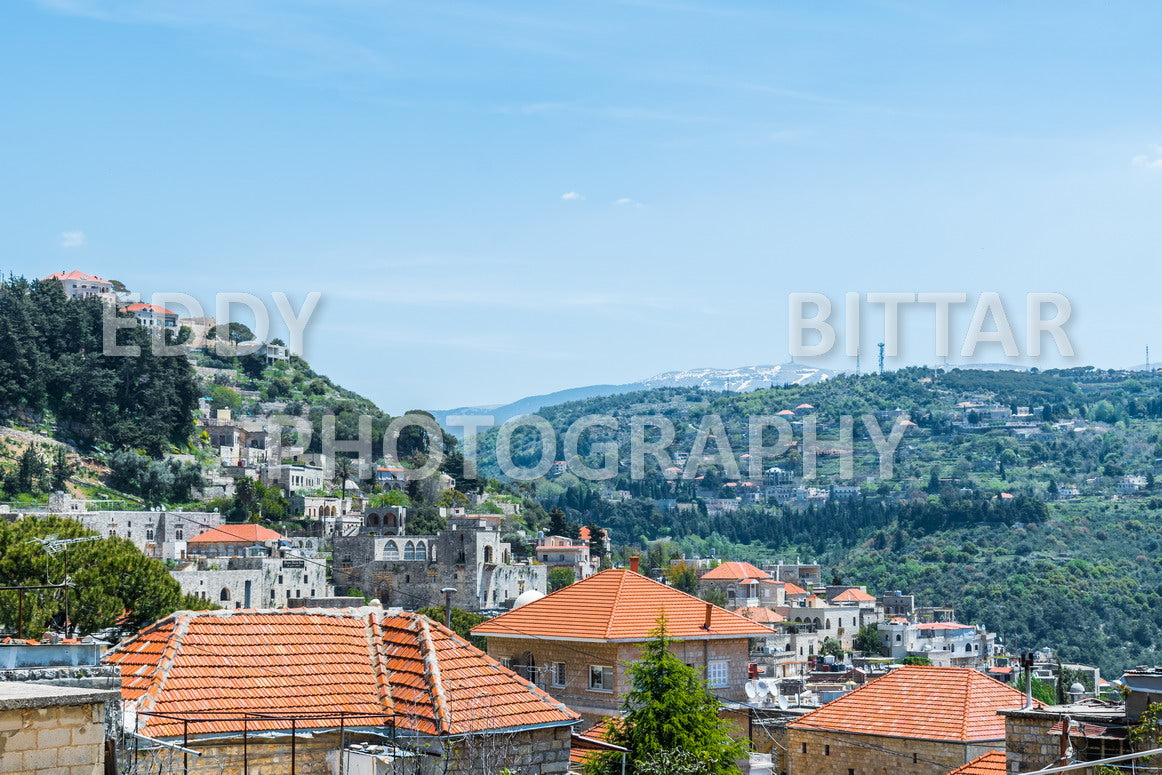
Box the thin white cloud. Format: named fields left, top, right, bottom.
left=561, top=191, right=584, bottom=201
left=1133, top=147, right=1162, bottom=170
left=60, top=230, right=86, bottom=248
left=614, top=197, right=644, bottom=208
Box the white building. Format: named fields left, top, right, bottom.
left=44, top=270, right=114, bottom=300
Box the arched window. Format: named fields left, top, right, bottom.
left=415, top=542, right=427, bottom=562
left=404, top=541, right=416, bottom=561
left=484, top=545, right=495, bottom=564
left=385, top=541, right=399, bottom=560
left=367, top=513, right=380, bottom=527
left=219, top=587, right=231, bottom=602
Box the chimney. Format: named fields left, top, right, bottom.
left=629, top=555, right=640, bottom=574
left=702, top=603, right=712, bottom=630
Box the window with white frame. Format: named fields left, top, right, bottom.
left=589, top=665, right=613, bottom=692
left=707, top=660, right=729, bottom=688
left=552, top=662, right=567, bottom=687
left=500, top=657, right=512, bottom=670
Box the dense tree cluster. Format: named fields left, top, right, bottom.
left=0, top=277, right=198, bottom=453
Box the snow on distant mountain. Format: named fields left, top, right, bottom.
left=430, top=363, right=838, bottom=435
left=638, top=363, right=834, bottom=391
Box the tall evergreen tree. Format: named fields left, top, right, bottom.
left=586, top=616, right=748, bottom=775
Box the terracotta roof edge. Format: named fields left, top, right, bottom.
left=416, top=616, right=452, bottom=735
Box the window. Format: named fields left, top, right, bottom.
left=175, top=526, right=183, bottom=540
left=589, top=665, right=613, bottom=692
left=912, top=753, right=918, bottom=764
left=849, top=769, right=855, bottom=775
left=824, top=745, right=830, bottom=756
left=146, top=528, right=154, bottom=541
left=552, top=662, right=566, bottom=687
left=707, top=660, right=729, bottom=688
left=801, top=743, right=807, bottom=754
left=384, top=541, right=399, bottom=560
left=416, top=542, right=427, bottom=561
left=404, top=541, right=416, bottom=561
left=500, top=657, right=512, bottom=669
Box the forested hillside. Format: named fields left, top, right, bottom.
left=474, top=367, right=1162, bottom=675
left=0, top=276, right=198, bottom=454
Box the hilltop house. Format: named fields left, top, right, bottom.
left=470, top=566, right=771, bottom=725
left=103, top=608, right=579, bottom=774
left=44, top=269, right=114, bottom=300
left=784, top=665, right=1033, bottom=775
left=120, top=301, right=178, bottom=328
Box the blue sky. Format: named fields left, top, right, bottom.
left=5, top=1, right=1162, bottom=413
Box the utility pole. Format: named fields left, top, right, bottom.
left=441, top=587, right=457, bottom=627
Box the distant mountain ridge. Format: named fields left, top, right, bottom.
left=429, top=363, right=837, bottom=433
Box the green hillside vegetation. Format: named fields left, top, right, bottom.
left=473, top=368, right=1162, bottom=675
left=0, top=276, right=198, bottom=455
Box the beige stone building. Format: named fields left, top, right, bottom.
left=472, top=566, right=771, bottom=726
left=784, top=665, right=1030, bottom=775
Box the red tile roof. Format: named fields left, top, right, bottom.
left=788, top=666, right=1033, bottom=742
left=471, top=569, right=771, bottom=642
left=782, top=582, right=809, bottom=596
left=104, top=608, right=577, bottom=739
left=831, top=588, right=876, bottom=603
left=733, top=606, right=785, bottom=624
left=45, top=270, right=109, bottom=282
left=946, top=750, right=1006, bottom=775
left=701, top=561, right=772, bottom=581
left=187, top=524, right=283, bottom=544
left=121, top=302, right=178, bottom=316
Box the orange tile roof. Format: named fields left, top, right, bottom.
left=45, top=270, right=109, bottom=282
left=788, top=666, right=1033, bottom=742
left=186, top=524, right=283, bottom=544
left=471, top=569, right=772, bottom=642
left=946, top=750, right=1006, bottom=775
left=700, top=561, right=773, bottom=581
left=121, top=302, right=178, bottom=316
left=831, top=588, right=876, bottom=603
left=104, top=608, right=577, bottom=739
left=782, top=582, right=808, bottom=596
left=733, top=606, right=785, bottom=624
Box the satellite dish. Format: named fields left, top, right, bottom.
left=757, top=679, right=772, bottom=697
left=777, top=696, right=790, bottom=710
left=745, top=682, right=758, bottom=701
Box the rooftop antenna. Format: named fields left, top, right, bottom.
left=855, top=346, right=861, bottom=377
left=877, top=343, right=885, bottom=375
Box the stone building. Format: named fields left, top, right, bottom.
left=173, top=525, right=332, bottom=608
left=103, top=607, right=579, bottom=775
left=699, top=561, right=787, bottom=608
left=785, top=665, right=1031, bottom=775
left=334, top=515, right=545, bottom=611
left=42, top=495, right=225, bottom=561
left=471, top=567, right=771, bottom=726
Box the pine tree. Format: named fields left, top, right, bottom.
left=586, top=616, right=748, bottom=775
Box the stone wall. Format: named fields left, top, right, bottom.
left=0, top=685, right=113, bottom=774
left=784, top=728, right=995, bottom=775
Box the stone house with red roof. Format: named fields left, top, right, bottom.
left=698, top=561, right=787, bottom=608
left=104, top=607, right=579, bottom=774
left=783, top=665, right=1033, bottom=775
left=470, top=568, right=771, bottom=725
